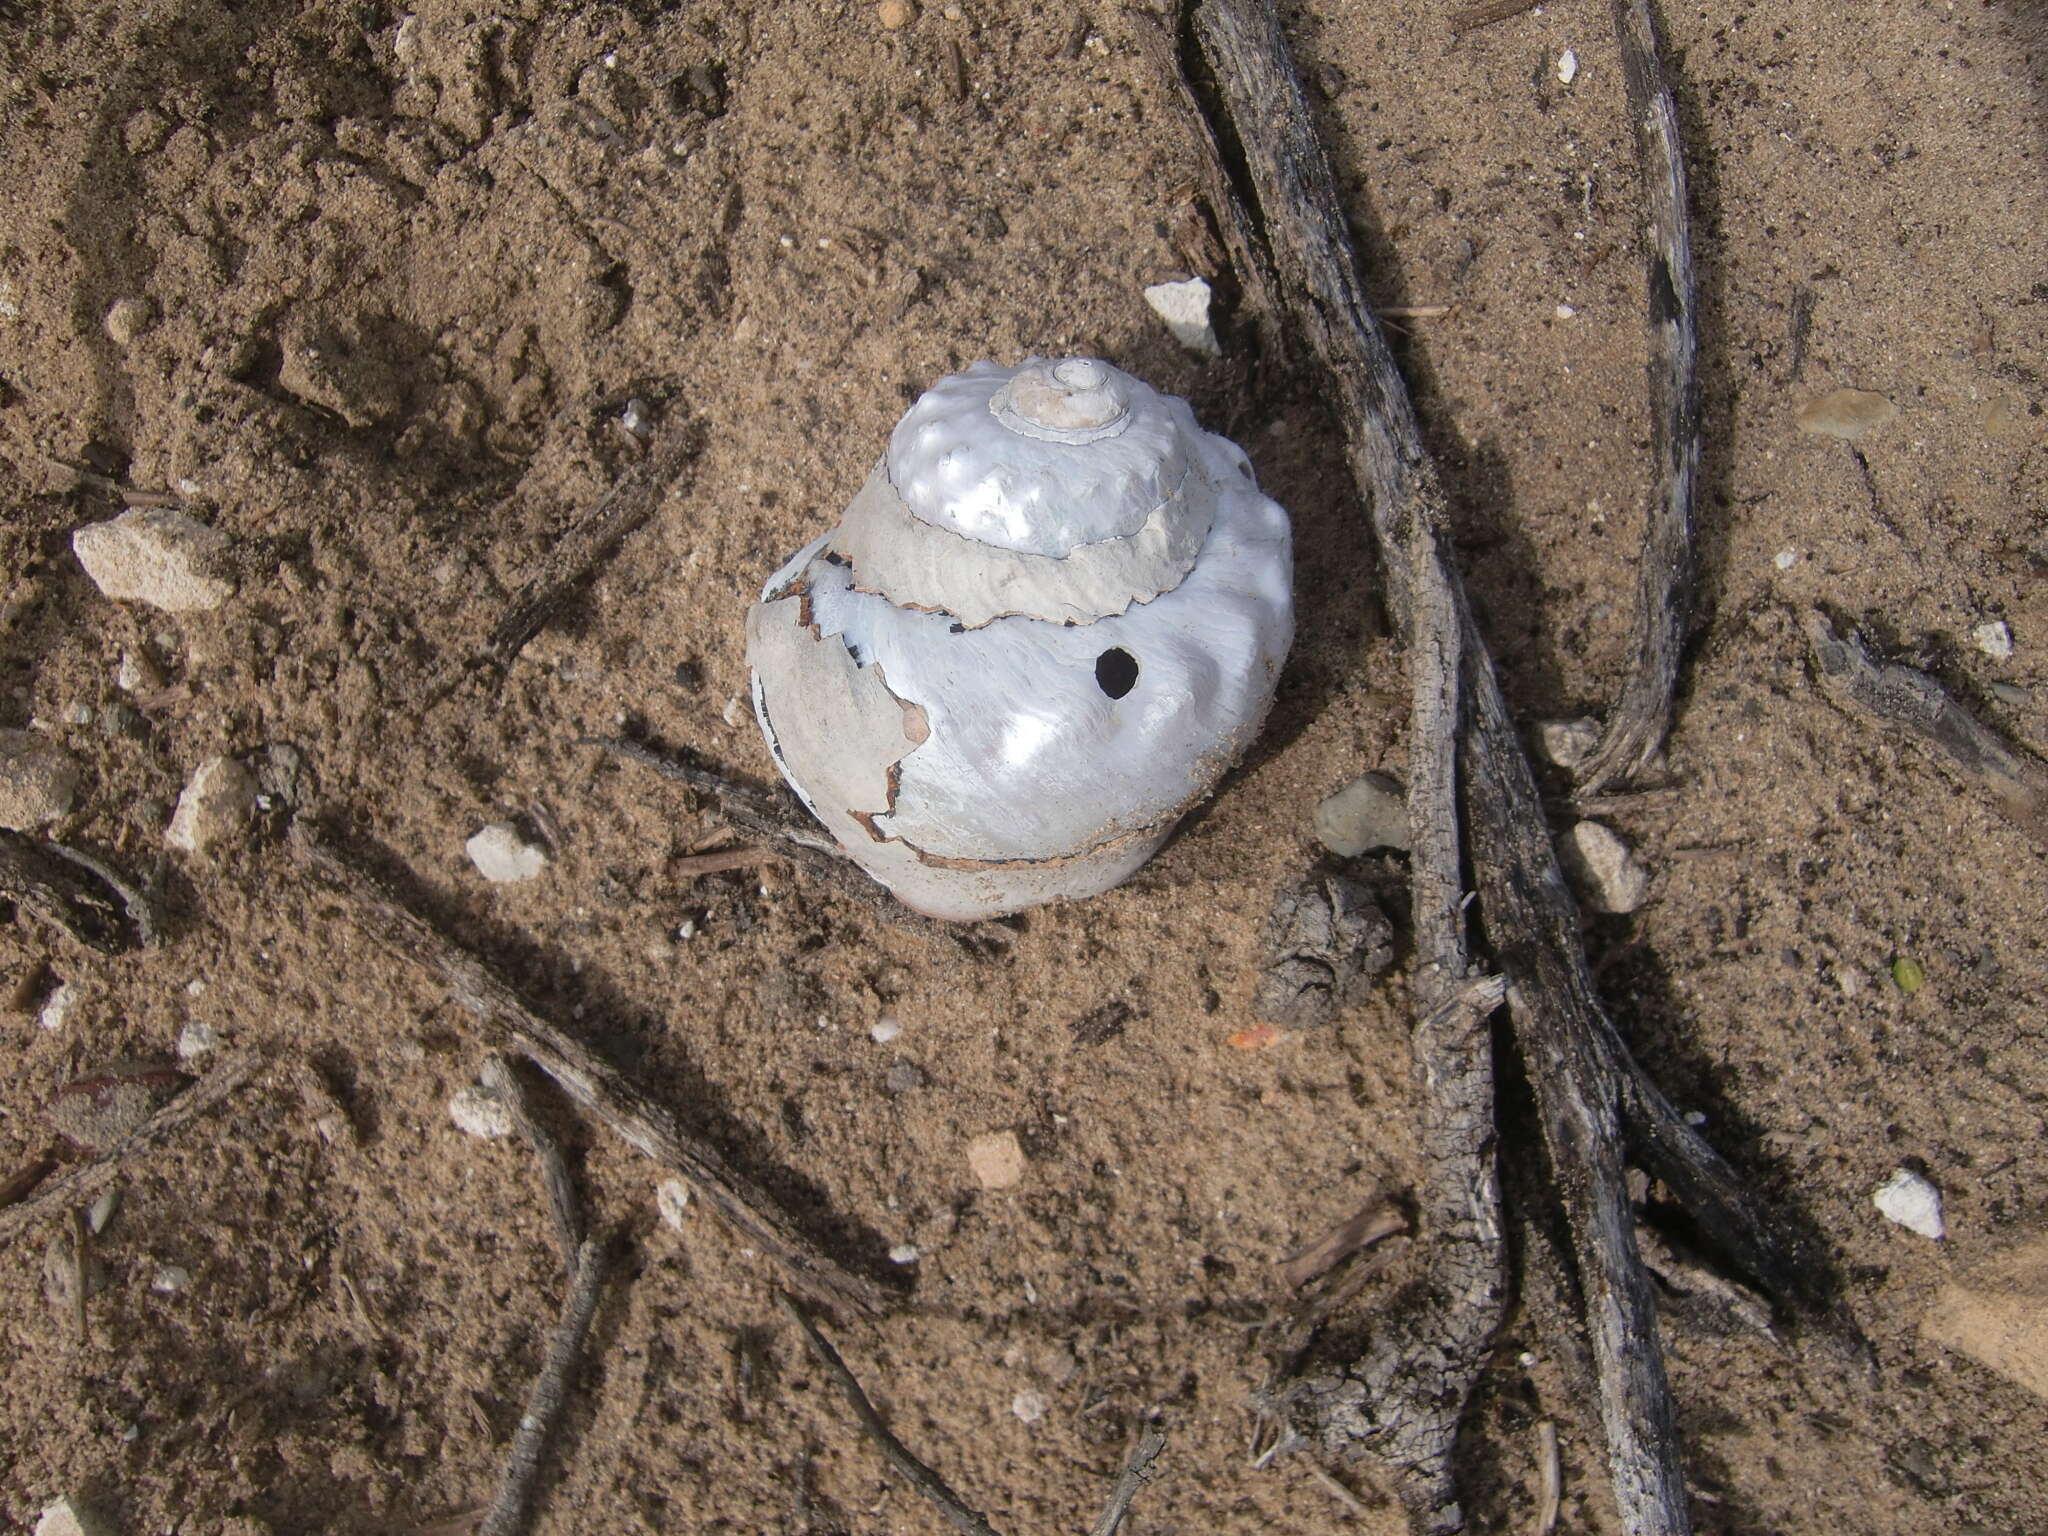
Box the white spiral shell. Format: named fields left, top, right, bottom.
left=746, top=357, right=1293, bottom=921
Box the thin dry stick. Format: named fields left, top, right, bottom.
left=1533, top=1420, right=1562, bottom=1536
left=482, top=1055, right=584, bottom=1263
left=1448, top=0, right=1541, bottom=33
left=585, top=737, right=972, bottom=941
left=778, top=1293, right=1003, bottom=1536
left=1172, top=3, right=1804, bottom=1530
left=67, top=1204, right=89, bottom=1342
left=478, top=1054, right=605, bottom=1536
left=469, top=431, right=697, bottom=680
left=292, top=821, right=892, bottom=1320
left=1576, top=0, right=1702, bottom=794
left=1806, top=609, right=2048, bottom=847
left=1087, top=1426, right=1169, bottom=1536
left=0, top=1052, right=262, bottom=1245
left=670, top=845, right=777, bottom=879
left=0, top=830, right=149, bottom=955
left=477, top=1236, right=606, bottom=1536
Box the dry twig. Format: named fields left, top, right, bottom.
left=0, top=830, right=156, bottom=954
left=0, top=1052, right=262, bottom=1246
left=1164, top=2, right=1804, bottom=1529
left=781, top=1292, right=1168, bottom=1536
left=1448, top=0, right=1540, bottom=33
left=779, top=1293, right=1002, bottom=1536
left=291, top=820, right=892, bottom=1319
left=477, top=1054, right=608, bottom=1536
left=1806, top=609, right=2048, bottom=847
left=1576, top=0, right=1702, bottom=794
left=463, top=431, right=697, bottom=682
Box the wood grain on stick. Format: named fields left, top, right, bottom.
left=292, top=821, right=891, bottom=1319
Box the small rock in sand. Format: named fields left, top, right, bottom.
left=73, top=508, right=236, bottom=613
left=166, top=755, right=259, bottom=854
left=103, top=296, right=155, bottom=345
left=1560, top=820, right=1650, bottom=914
left=1143, top=276, right=1221, bottom=357
left=1796, top=387, right=1896, bottom=441
left=1973, top=620, right=2014, bottom=661
left=35, top=1496, right=115, bottom=1536
left=466, top=822, right=548, bottom=883
left=0, top=728, right=79, bottom=829
left=877, top=0, right=916, bottom=27
left=1312, top=771, right=1409, bottom=856
left=1011, top=1388, right=1049, bottom=1423
left=967, top=1129, right=1027, bottom=1190
left=1534, top=716, right=1601, bottom=771
left=656, top=1178, right=692, bottom=1230
left=448, top=1085, right=513, bottom=1139
left=1873, top=1166, right=1944, bottom=1240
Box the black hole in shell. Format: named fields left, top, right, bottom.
left=1095, top=647, right=1139, bottom=699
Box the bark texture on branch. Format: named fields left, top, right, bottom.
left=291, top=821, right=892, bottom=1320
left=1166, top=3, right=1804, bottom=1530
left=1577, top=0, right=1702, bottom=794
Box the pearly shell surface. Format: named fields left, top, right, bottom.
left=746, top=357, right=1293, bottom=921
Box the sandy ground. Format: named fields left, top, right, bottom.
left=2, top=0, right=2046, bottom=1531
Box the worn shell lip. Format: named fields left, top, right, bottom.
left=828, top=458, right=1214, bottom=628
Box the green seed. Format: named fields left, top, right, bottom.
left=1891, top=956, right=1926, bottom=995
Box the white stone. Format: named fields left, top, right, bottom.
left=889, top=1242, right=921, bottom=1265
left=86, top=1189, right=120, bottom=1235
left=37, top=982, right=79, bottom=1032
left=1974, top=620, right=2014, bottom=661
left=1142, top=276, right=1221, bottom=357
left=1556, top=48, right=1578, bottom=85
left=967, top=1129, right=1027, bottom=1190
left=176, top=1021, right=217, bottom=1061
left=72, top=508, right=235, bottom=613
left=448, top=1085, right=513, bottom=1139
left=1559, top=820, right=1650, bottom=914
left=1534, top=716, right=1601, bottom=771
left=656, top=1178, right=692, bottom=1230
left=1773, top=547, right=1800, bottom=571
left=35, top=1497, right=114, bottom=1536
left=466, top=822, right=548, bottom=883
left=166, top=755, right=259, bottom=855
left=1555, top=302, right=1578, bottom=320
left=0, top=728, right=79, bottom=829
left=870, top=1014, right=902, bottom=1044
left=1011, top=1388, right=1049, bottom=1423
left=103, top=296, right=155, bottom=345
left=1312, top=771, right=1409, bottom=856
left=1874, top=1167, right=1944, bottom=1240
left=151, top=1264, right=192, bottom=1294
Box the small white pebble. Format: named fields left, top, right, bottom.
left=1773, top=547, right=1800, bottom=570
left=38, top=981, right=79, bottom=1032
left=87, top=1189, right=120, bottom=1235
left=1011, top=1389, right=1050, bottom=1424
left=656, top=1178, right=692, bottom=1230
left=722, top=694, right=747, bottom=727
left=620, top=397, right=652, bottom=438
left=870, top=1015, right=902, bottom=1044
left=1973, top=620, right=2014, bottom=661
left=889, top=1242, right=921, bottom=1265
left=676, top=917, right=698, bottom=941
left=1682, top=1109, right=1707, bottom=1126
left=448, top=1085, right=514, bottom=1139
left=1555, top=302, right=1578, bottom=320
left=1556, top=48, right=1578, bottom=85
left=1836, top=966, right=1866, bottom=999
left=184, top=977, right=207, bottom=997
left=151, top=1264, right=192, bottom=1294
left=1872, top=1167, right=1944, bottom=1240
left=466, top=823, right=548, bottom=883
left=176, top=1021, right=217, bottom=1061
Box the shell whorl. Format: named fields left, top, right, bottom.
left=837, top=358, right=1218, bottom=628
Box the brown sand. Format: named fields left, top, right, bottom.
left=2, top=0, right=2045, bottom=1531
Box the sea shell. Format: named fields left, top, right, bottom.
left=746, top=356, right=1293, bottom=920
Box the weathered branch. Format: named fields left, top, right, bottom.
left=478, top=1053, right=608, bottom=1536
left=0, top=1052, right=262, bottom=1245
left=1087, top=1426, right=1169, bottom=1536
left=779, top=1293, right=1003, bottom=1536
left=1806, top=609, right=2048, bottom=847
left=291, top=820, right=892, bottom=1319
left=0, top=830, right=155, bottom=954
left=1577, top=0, right=1702, bottom=794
